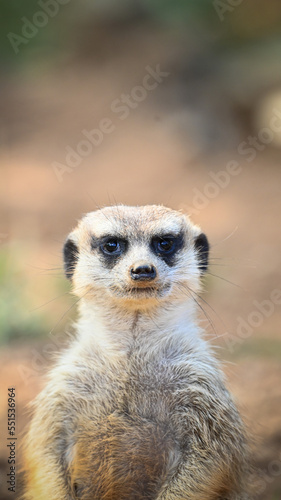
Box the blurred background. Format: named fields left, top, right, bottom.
left=1, top=1, right=281, bottom=498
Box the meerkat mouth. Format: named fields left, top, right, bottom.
left=125, top=283, right=171, bottom=298
left=108, top=283, right=171, bottom=300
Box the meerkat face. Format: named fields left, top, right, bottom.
left=63, top=205, right=209, bottom=306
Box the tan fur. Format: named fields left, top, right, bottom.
left=22, top=205, right=253, bottom=499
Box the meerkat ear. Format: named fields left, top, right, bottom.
left=63, top=234, right=79, bottom=280
left=194, top=233, right=209, bottom=274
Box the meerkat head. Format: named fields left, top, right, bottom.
left=63, top=205, right=209, bottom=308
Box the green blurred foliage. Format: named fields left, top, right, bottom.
left=225, top=337, right=281, bottom=361
left=2, top=0, right=281, bottom=70
left=0, top=245, right=69, bottom=343
left=1, top=0, right=59, bottom=66
left=1, top=0, right=212, bottom=65
left=139, top=0, right=214, bottom=24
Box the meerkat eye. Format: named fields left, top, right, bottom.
left=152, top=236, right=176, bottom=255
left=101, top=239, right=120, bottom=254
left=158, top=239, right=175, bottom=253
left=100, top=238, right=126, bottom=256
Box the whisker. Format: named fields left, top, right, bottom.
left=201, top=254, right=257, bottom=267
left=191, top=283, right=229, bottom=332
left=208, top=263, right=243, bottom=268
left=175, top=282, right=219, bottom=338
left=206, top=272, right=246, bottom=291
left=29, top=292, right=70, bottom=313
left=37, top=273, right=66, bottom=277
left=27, top=265, right=63, bottom=271
left=86, top=191, right=102, bottom=211
left=211, top=226, right=239, bottom=247
left=179, top=280, right=232, bottom=341
left=49, top=290, right=89, bottom=334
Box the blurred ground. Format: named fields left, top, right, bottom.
left=1, top=3, right=281, bottom=499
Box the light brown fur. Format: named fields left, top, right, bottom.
left=22, top=205, right=253, bottom=500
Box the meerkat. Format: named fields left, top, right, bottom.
left=22, top=205, right=252, bottom=500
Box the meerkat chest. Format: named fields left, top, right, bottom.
left=70, top=355, right=184, bottom=500
left=122, top=353, right=184, bottom=419
left=92, top=351, right=191, bottom=424
left=64, top=338, right=215, bottom=431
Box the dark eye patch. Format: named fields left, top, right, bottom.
left=91, top=234, right=128, bottom=269
left=151, top=233, right=184, bottom=266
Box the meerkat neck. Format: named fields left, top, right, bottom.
left=76, top=297, right=204, bottom=356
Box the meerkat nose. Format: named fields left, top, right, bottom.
left=130, top=264, right=157, bottom=281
